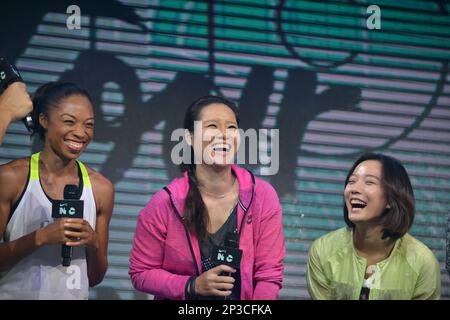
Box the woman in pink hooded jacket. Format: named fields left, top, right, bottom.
left=129, top=95, right=285, bottom=300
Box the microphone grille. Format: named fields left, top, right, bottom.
left=63, top=184, right=79, bottom=200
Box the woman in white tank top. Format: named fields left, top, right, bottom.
left=0, top=82, right=114, bottom=299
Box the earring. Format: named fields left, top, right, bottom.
left=184, top=130, right=192, bottom=147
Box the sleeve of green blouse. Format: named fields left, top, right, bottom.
left=306, top=239, right=331, bottom=300
left=412, top=247, right=441, bottom=300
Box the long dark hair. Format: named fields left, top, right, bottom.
left=181, top=95, right=240, bottom=241
left=32, top=82, right=93, bottom=141
left=343, top=153, right=415, bottom=239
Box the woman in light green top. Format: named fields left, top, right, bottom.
left=307, top=153, right=441, bottom=300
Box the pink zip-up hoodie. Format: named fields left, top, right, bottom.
left=129, top=165, right=285, bottom=300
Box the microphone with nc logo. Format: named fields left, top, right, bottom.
left=51, top=185, right=84, bottom=267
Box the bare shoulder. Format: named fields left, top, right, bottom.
left=85, top=166, right=114, bottom=214
left=0, top=158, right=30, bottom=199
left=85, top=166, right=114, bottom=195
left=0, top=157, right=29, bottom=176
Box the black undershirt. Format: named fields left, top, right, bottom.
left=199, top=205, right=241, bottom=300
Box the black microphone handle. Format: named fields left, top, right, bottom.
left=62, top=244, right=72, bottom=267
left=22, top=115, right=33, bottom=133
left=0, top=58, right=33, bottom=132
left=61, top=184, right=80, bottom=267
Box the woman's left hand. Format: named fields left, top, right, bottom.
left=63, top=218, right=99, bottom=249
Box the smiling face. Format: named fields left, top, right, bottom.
left=189, top=103, right=239, bottom=168
left=39, top=94, right=94, bottom=160
left=344, top=160, right=389, bottom=226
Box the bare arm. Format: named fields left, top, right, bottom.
left=0, top=161, right=70, bottom=271
left=83, top=172, right=114, bottom=287
left=0, top=161, right=37, bottom=271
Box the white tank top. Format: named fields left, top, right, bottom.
left=0, top=152, right=97, bottom=299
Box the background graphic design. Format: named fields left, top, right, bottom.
left=1, top=0, right=449, bottom=299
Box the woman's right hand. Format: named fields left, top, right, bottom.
left=194, top=264, right=236, bottom=297
left=36, top=218, right=71, bottom=246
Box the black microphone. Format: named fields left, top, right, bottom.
left=0, top=57, right=33, bottom=132
left=212, top=231, right=242, bottom=300
left=224, top=231, right=240, bottom=249
left=211, top=231, right=242, bottom=270
left=51, top=185, right=84, bottom=267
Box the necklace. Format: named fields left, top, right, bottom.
left=198, top=176, right=237, bottom=199
left=366, top=265, right=376, bottom=274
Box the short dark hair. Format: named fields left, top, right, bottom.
left=31, top=82, right=93, bottom=141
left=182, top=95, right=239, bottom=241
left=343, top=153, right=415, bottom=239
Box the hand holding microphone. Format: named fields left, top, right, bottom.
left=35, top=218, right=72, bottom=247
left=36, top=185, right=95, bottom=266
left=0, top=58, right=33, bottom=131
left=0, top=82, right=32, bottom=123
left=194, top=231, right=242, bottom=298
left=63, top=219, right=98, bottom=249
left=50, top=184, right=96, bottom=266
left=194, top=264, right=236, bottom=298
